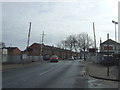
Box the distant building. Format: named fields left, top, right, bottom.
left=2, top=47, right=22, bottom=64
left=0, top=42, right=6, bottom=55
left=0, top=42, right=5, bottom=49
left=100, top=39, right=120, bottom=54
left=2, top=47, right=21, bottom=55
left=26, top=43, right=79, bottom=60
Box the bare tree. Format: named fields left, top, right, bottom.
left=76, top=33, right=93, bottom=60
left=65, top=35, right=78, bottom=51
left=76, top=33, right=93, bottom=52
left=57, top=32, right=93, bottom=54
left=57, top=40, right=68, bottom=49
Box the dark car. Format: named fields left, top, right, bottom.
left=43, top=54, right=50, bottom=60
left=50, top=55, right=59, bottom=62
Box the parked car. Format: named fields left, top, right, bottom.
left=43, top=54, right=50, bottom=60
left=68, top=57, right=74, bottom=60
left=50, top=55, right=59, bottom=62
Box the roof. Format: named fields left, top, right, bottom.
left=3, top=47, right=17, bottom=49
left=25, top=42, right=76, bottom=53
left=3, top=47, right=20, bottom=51
left=100, top=39, right=120, bottom=45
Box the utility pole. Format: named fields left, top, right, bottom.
left=112, top=20, right=118, bottom=53
left=25, top=22, right=31, bottom=65
left=40, top=31, right=45, bottom=57
left=27, top=22, right=31, bottom=49
left=93, top=22, right=97, bottom=61
left=93, top=22, right=96, bottom=49
left=107, top=33, right=110, bottom=76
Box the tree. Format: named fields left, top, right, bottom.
left=76, top=33, right=93, bottom=52
left=57, top=40, right=68, bottom=49
left=57, top=32, right=94, bottom=58
left=66, top=35, right=74, bottom=51
left=76, top=33, right=93, bottom=60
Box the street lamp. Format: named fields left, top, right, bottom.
left=112, top=20, right=118, bottom=53
left=112, top=20, right=118, bottom=42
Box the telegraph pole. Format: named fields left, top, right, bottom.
left=93, top=22, right=96, bottom=49
left=27, top=22, right=31, bottom=49
left=25, top=22, right=31, bottom=65
left=107, top=33, right=110, bottom=76
left=40, top=31, right=45, bottom=57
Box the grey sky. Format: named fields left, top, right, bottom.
left=1, top=0, right=119, bottom=50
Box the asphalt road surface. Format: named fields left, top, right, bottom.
left=2, top=60, right=118, bottom=88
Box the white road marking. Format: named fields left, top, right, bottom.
left=39, top=64, right=64, bottom=76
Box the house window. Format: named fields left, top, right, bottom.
left=3, top=49, right=7, bottom=55
left=104, top=46, right=113, bottom=50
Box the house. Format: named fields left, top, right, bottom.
left=2, top=47, right=22, bottom=64
left=0, top=42, right=5, bottom=49
left=26, top=43, right=79, bottom=60
left=100, top=39, right=120, bottom=54
left=2, top=47, right=21, bottom=55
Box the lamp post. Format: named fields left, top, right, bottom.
left=112, top=20, right=118, bottom=42
left=112, top=20, right=118, bottom=53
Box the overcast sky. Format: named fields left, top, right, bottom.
left=1, top=0, right=120, bottom=50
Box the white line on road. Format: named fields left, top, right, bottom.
left=38, top=61, right=72, bottom=76
left=39, top=64, right=64, bottom=76
left=39, top=68, right=54, bottom=76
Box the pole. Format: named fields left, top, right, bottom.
left=115, top=23, right=118, bottom=54
left=27, top=22, right=31, bottom=48
left=115, top=24, right=117, bottom=53
left=112, top=20, right=118, bottom=53
left=26, top=22, right=31, bottom=65
left=93, top=22, right=96, bottom=49
left=115, top=23, right=117, bottom=42
left=107, top=33, right=109, bottom=76
left=40, top=31, right=45, bottom=59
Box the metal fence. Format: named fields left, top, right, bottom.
left=86, top=52, right=105, bottom=63
left=2, top=54, right=43, bottom=64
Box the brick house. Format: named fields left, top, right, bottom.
left=27, top=43, right=79, bottom=60
left=100, top=39, right=120, bottom=54
left=26, top=43, right=41, bottom=56
left=2, top=47, right=21, bottom=55
left=2, top=47, right=22, bottom=64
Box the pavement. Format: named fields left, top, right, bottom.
left=1, top=61, right=44, bottom=71
left=85, top=60, right=120, bottom=82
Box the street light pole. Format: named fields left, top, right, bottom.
left=112, top=20, right=118, bottom=53
left=107, top=33, right=110, bottom=76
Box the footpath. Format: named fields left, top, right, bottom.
left=85, top=61, right=119, bottom=82
left=1, top=61, right=44, bottom=71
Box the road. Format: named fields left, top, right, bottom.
left=2, top=60, right=118, bottom=88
